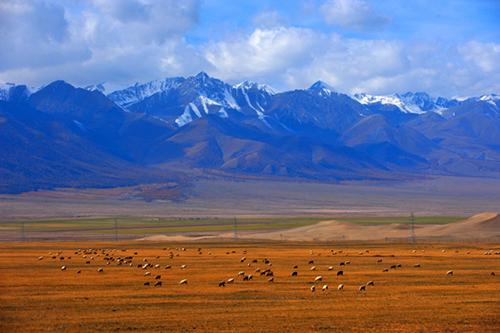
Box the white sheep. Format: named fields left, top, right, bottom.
left=337, top=284, right=344, bottom=291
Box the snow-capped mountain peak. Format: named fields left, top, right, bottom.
left=84, top=83, right=106, bottom=94
left=107, top=77, right=185, bottom=108
left=233, top=81, right=276, bottom=95
left=353, top=92, right=458, bottom=114
left=308, top=80, right=335, bottom=97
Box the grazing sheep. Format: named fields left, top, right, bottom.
left=179, top=279, right=188, bottom=285
left=144, top=271, right=151, bottom=276
left=97, top=267, right=104, bottom=272
left=291, top=271, right=298, bottom=277
left=238, top=271, right=245, bottom=276
left=310, top=266, right=316, bottom=271
left=268, top=277, right=274, bottom=282
left=180, top=264, right=187, bottom=269
left=255, top=268, right=261, bottom=273
left=322, top=284, right=328, bottom=292
left=337, top=270, right=344, bottom=276
left=328, top=266, right=334, bottom=271
left=165, top=265, right=171, bottom=269
left=390, top=265, right=396, bottom=269
left=144, top=282, right=150, bottom=286
left=446, top=270, right=453, bottom=276
left=377, top=259, right=383, bottom=263
left=310, top=286, right=316, bottom=292
left=359, top=285, right=366, bottom=292
left=61, top=266, right=67, bottom=271
left=252, top=259, right=258, bottom=263
left=345, top=261, right=351, bottom=265
left=227, top=278, right=235, bottom=284
left=314, top=275, right=323, bottom=282
left=154, top=264, right=160, bottom=268
left=240, top=257, right=246, bottom=262
left=491, top=272, right=495, bottom=276
left=367, top=281, right=374, bottom=286
left=337, top=284, right=344, bottom=291
left=154, top=281, right=162, bottom=287
left=340, top=262, right=345, bottom=266
left=382, top=268, right=389, bottom=272
left=38, top=256, right=44, bottom=260
left=293, top=265, right=298, bottom=269
left=218, top=281, right=226, bottom=287
left=414, top=264, right=421, bottom=268
left=308, top=260, right=314, bottom=264
left=76, top=270, right=81, bottom=274
left=243, top=274, right=253, bottom=281
left=155, top=275, right=161, bottom=280
left=396, top=264, right=402, bottom=268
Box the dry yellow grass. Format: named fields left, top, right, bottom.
left=0, top=241, right=499, bottom=332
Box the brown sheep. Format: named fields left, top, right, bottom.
left=218, top=281, right=226, bottom=287
left=268, top=277, right=274, bottom=282
left=154, top=281, right=162, bottom=287
left=359, top=285, right=366, bottom=292
left=337, top=270, right=344, bottom=276
left=155, top=275, right=161, bottom=280
left=291, top=271, right=298, bottom=277
left=367, top=281, right=374, bottom=286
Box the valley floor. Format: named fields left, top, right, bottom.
left=0, top=241, right=499, bottom=332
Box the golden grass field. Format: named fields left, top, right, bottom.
left=0, top=241, right=499, bottom=332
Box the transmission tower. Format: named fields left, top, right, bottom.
left=409, top=212, right=416, bottom=243
left=233, top=217, right=238, bottom=240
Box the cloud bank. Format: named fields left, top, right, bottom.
left=0, top=0, right=498, bottom=97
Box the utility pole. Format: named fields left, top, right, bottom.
left=21, top=221, right=26, bottom=242
left=233, top=217, right=238, bottom=240
left=409, top=212, right=416, bottom=244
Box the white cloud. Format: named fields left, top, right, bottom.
left=0, top=0, right=201, bottom=89
left=0, top=1, right=498, bottom=97
left=320, top=0, right=389, bottom=29
left=202, top=26, right=500, bottom=97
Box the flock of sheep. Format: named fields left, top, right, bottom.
left=41, top=246, right=498, bottom=294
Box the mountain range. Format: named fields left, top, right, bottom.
left=1, top=72, right=499, bottom=193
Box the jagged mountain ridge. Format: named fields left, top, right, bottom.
left=0, top=73, right=499, bottom=193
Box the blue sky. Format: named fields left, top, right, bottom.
left=0, top=0, right=499, bottom=96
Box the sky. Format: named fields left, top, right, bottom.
left=0, top=0, right=499, bottom=97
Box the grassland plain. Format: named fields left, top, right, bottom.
left=0, top=216, right=464, bottom=241
left=0, top=241, right=498, bottom=332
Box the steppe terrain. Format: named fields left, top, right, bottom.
left=0, top=241, right=499, bottom=332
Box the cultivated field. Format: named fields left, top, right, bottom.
left=1, top=241, right=499, bottom=332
